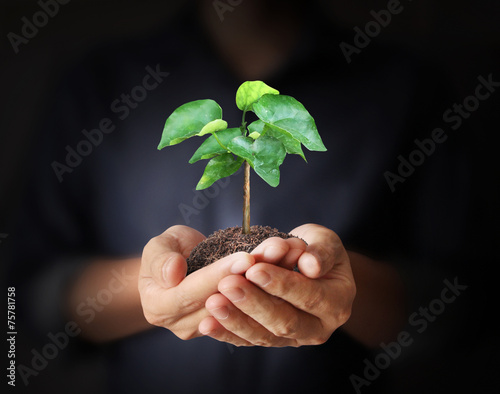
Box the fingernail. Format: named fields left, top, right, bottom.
left=249, top=271, right=271, bottom=287
left=301, top=252, right=316, bottom=269
left=252, top=243, right=281, bottom=261
left=300, top=252, right=321, bottom=277
left=262, top=246, right=281, bottom=260
left=230, top=254, right=252, bottom=274
left=223, top=287, right=245, bottom=302
left=210, top=306, right=229, bottom=320
left=162, top=256, right=174, bottom=286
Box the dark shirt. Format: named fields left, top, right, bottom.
left=12, top=8, right=468, bottom=394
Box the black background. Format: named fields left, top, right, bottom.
left=2, top=0, right=499, bottom=393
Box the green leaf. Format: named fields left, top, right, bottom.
left=248, top=120, right=305, bottom=160
left=189, top=128, right=242, bottom=163
left=236, top=81, right=279, bottom=112
left=227, top=136, right=254, bottom=163
left=158, top=99, right=223, bottom=149
left=253, top=95, right=327, bottom=152
left=196, top=154, right=244, bottom=190
left=247, top=119, right=267, bottom=135
left=228, top=135, right=286, bottom=187
left=197, top=119, right=228, bottom=136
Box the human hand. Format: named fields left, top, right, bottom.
left=139, top=225, right=256, bottom=340
left=199, top=224, right=356, bottom=347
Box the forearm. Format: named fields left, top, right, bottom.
left=64, top=249, right=406, bottom=347
left=341, top=251, right=407, bottom=348
left=66, top=257, right=153, bottom=343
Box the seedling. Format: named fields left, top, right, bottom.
left=158, top=81, right=326, bottom=234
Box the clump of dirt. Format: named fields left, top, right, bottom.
left=186, top=225, right=296, bottom=274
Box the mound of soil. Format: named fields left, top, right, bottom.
left=186, top=225, right=296, bottom=274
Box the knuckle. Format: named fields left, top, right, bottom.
left=143, top=235, right=156, bottom=250
left=273, top=315, right=300, bottom=338
left=141, top=239, right=155, bottom=262
left=337, top=306, right=352, bottom=326
left=270, top=274, right=293, bottom=297
left=144, top=235, right=163, bottom=253
left=231, top=337, right=253, bottom=347
left=143, top=311, right=164, bottom=327
left=174, top=330, right=197, bottom=341
left=169, top=321, right=198, bottom=341
left=144, top=233, right=178, bottom=257
left=308, top=332, right=331, bottom=346
left=311, top=242, right=334, bottom=263
left=303, top=287, right=326, bottom=311
left=289, top=340, right=301, bottom=348
left=315, top=243, right=331, bottom=258
left=252, top=339, right=272, bottom=347
left=142, top=241, right=166, bottom=274
left=251, top=334, right=288, bottom=348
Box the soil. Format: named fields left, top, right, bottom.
left=186, top=225, right=297, bottom=274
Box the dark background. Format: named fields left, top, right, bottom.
left=2, top=0, right=499, bottom=393
left=2, top=0, right=499, bottom=229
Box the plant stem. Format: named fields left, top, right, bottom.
left=240, top=110, right=247, bottom=136
left=212, top=132, right=229, bottom=151
left=242, top=160, right=251, bottom=234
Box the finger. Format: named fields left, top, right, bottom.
left=290, top=224, right=342, bottom=278
left=218, top=275, right=322, bottom=343
left=246, top=263, right=354, bottom=328
left=150, top=225, right=206, bottom=259
left=140, top=224, right=257, bottom=325
left=204, top=293, right=296, bottom=347
left=158, top=307, right=211, bottom=340
left=279, top=237, right=307, bottom=270
left=141, top=225, right=206, bottom=288
left=143, top=251, right=255, bottom=319
left=199, top=316, right=253, bottom=347
left=251, top=237, right=307, bottom=270
left=250, top=237, right=291, bottom=264
left=179, top=251, right=254, bottom=300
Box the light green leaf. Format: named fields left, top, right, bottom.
left=158, top=99, right=223, bottom=149
left=189, top=128, right=241, bottom=163
left=197, top=119, right=228, bottom=136
left=248, top=132, right=261, bottom=140
left=196, top=154, right=244, bottom=190
left=236, top=81, right=279, bottom=112
left=253, top=95, right=327, bottom=152
left=228, top=135, right=286, bottom=187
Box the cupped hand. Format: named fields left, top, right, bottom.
left=200, top=224, right=356, bottom=347
left=138, top=225, right=256, bottom=340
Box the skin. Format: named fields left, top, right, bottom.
left=139, top=224, right=355, bottom=347
left=136, top=224, right=405, bottom=348
left=68, top=226, right=405, bottom=347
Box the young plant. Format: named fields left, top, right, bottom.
left=158, top=81, right=326, bottom=234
